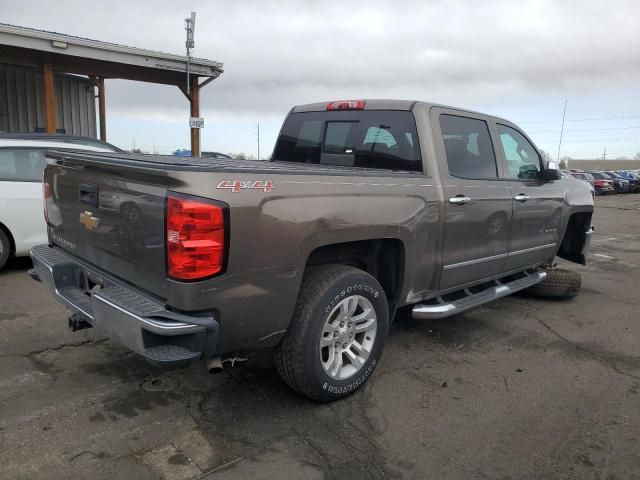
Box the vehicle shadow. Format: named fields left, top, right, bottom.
left=0, top=256, right=32, bottom=274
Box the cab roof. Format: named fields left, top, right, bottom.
left=290, top=99, right=512, bottom=124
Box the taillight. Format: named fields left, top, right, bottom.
left=326, top=100, right=365, bottom=111
left=166, top=194, right=227, bottom=280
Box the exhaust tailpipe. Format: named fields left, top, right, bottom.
left=207, top=357, right=224, bottom=374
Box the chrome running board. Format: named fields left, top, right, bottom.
left=412, top=270, right=546, bottom=320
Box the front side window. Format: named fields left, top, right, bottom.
left=496, top=124, right=542, bottom=180
left=0, top=149, right=46, bottom=182
left=439, top=114, right=498, bottom=179
left=272, top=111, right=422, bottom=172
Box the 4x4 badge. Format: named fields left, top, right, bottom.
left=217, top=180, right=274, bottom=193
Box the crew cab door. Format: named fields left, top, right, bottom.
left=493, top=123, right=564, bottom=270
left=431, top=109, right=512, bottom=290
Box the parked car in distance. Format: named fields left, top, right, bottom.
left=588, top=171, right=617, bottom=195
left=0, top=133, right=122, bottom=152
left=201, top=151, right=233, bottom=159
left=614, top=170, right=640, bottom=192
left=569, top=171, right=595, bottom=187
left=173, top=150, right=233, bottom=159
left=0, top=137, right=117, bottom=270
left=31, top=99, right=594, bottom=401
left=596, top=171, right=630, bottom=193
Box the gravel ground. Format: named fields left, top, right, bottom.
left=1, top=194, right=639, bottom=480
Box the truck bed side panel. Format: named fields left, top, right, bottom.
left=166, top=171, right=442, bottom=352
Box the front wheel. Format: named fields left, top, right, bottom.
left=275, top=264, right=389, bottom=402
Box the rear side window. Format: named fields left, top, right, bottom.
left=439, top=114, right=498, bottom=179
left=273, top=111, right=423, bottom=172
left=496, top=124, right=542, bottom=180
left=0, top=149, right=46, bottom=182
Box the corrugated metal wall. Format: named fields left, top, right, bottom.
left=0, top=64, right=97, bottom=137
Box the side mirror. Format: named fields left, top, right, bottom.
left=543, top=160, right=562, bottom=181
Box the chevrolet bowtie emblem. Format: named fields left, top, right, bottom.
left=79, top=211, right=99, bottom=231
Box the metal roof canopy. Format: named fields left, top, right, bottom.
left=0, top=23, right=224, bottom=156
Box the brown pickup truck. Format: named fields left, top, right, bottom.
left=31, top=99, right=594, bottom=401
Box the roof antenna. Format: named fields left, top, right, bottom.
left=185, top=12, right=196, bottom=93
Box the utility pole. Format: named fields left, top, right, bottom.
left=185, top=12, right=195, bottom=94
left=557, top=99, right=567, bottom=162
left=602, top=147, right=607, bottom=160
left=257, top=121, right=260, bottom=160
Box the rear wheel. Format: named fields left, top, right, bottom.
left=0, top=229, right=11, bottom=271
left=275, top=264, right=389, bottom=402
left=524, top=267, right=581, bottom=299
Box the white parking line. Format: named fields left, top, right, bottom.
left=593, top=253, right=615, bottom=259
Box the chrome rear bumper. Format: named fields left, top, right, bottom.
left=30, top=244, right=219, bottom=366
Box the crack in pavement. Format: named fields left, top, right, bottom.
left=0, top=338, right=108, bottom=360
left=534, top=316, right=640, bottom=381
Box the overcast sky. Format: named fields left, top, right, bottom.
left=3, top=0, right=640, bottom=159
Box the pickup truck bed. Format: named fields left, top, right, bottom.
left=32, top=99, right=594, bottom=401
left=49, top=150, right=421, bottom=175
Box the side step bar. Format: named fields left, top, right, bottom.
left=412, top=270, right=546, bottom=320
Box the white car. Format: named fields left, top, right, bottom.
left=0, top=138, right=117, bottom=270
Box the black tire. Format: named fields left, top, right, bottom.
left=524, top=268, right=581, bottom=299
left=0, top=229, right=11, bottom=271
left=275, top=264, right=389, bottom=402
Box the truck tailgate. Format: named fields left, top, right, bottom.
left=44, top=152, right=170, bottom=298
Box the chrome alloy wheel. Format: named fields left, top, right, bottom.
left=319, top=295, right=378, bottom=380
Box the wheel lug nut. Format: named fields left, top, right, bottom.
left=349, top=333, right=353, bottom=338
left=335, top=342, right=340, bottom=348
left=342, top=343, right=348, bottom=349
left=340, top=321, right=345, bottom=327
left=333, top=331, right=338, bottom=337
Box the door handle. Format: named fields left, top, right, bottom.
left=514, top=194, right=530, bottom=202
left=449, top=196, right=471, bottom=205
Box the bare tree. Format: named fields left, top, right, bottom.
left=558, top=155, right=571, bottom=170
left=540, top=149, right=553, bottom=162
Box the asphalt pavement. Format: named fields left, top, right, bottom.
left=1, top=194, right=639, bottom=480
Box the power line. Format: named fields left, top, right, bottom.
left=528, top=125, right=640, bottom=134
left=517, top=114, right=640, bottom=124
left=537, top=137, right=640, bottom=144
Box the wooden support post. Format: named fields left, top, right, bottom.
left=97, top=77, right=107, bottom=141
left=43, top=63, right=57, bottom=133
left=190, top=75, right=200, bottom=157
